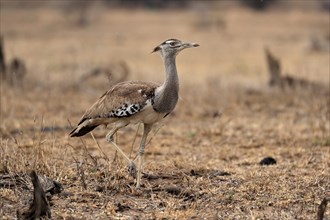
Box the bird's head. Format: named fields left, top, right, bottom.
left=152, top=39, right=199, bottom=57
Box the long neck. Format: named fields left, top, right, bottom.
left=153, top=55, right=179, bottom=113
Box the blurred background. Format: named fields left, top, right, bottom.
left=0, top=0, right=329, bottom=86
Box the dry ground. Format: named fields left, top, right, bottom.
left=0, top=2, right=329, bottom=219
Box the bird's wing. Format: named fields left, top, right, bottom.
left=77, top=81, right=159, bottom=125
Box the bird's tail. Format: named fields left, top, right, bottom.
left=69, top=122, right=98, bottom=137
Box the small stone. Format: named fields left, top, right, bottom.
left=95, top=185, right=104, bottom=192
left=259, top=157, right=277, bottom=165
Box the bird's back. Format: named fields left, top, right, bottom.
left=69, top=81, right=160, bottom=137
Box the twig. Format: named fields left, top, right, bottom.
left=73, top=157, right=87, bottom=190
left=67, top=118, right=98, bottom=167
left=90, top=132, right=109, bottom=161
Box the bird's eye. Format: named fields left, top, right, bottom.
left=169, top=42, right=176, bottom=47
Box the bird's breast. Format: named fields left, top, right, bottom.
left=128, top=100, right=166, bottom=124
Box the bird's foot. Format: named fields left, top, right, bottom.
left=128, top=161, right=137, bottom=178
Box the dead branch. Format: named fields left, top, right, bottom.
left=8, top=57, right=27, bottom=86
left=264, top=47, right=282, bottom=87
left=0, top=172, right=63, bottom=194
left=0, top=35, right=6, bottom=77
left=317, top=197, right=328, bottom=220
left=21, top=171, right=51, bottom=219
left=0, top=36, right=27, bottom=87
left=264, top=47, right=316, bottom=90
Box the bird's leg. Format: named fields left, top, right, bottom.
left=136, top=123, right=152, bottom=188
left=106, top=122, right=136, bottom=177
left=106, top=124, right=122, bottom=142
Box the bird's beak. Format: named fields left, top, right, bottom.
left=184, top=42, right=200, bottom=48
left=152, top=46, right=161, bottom=53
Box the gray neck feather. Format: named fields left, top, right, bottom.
left=153, top=55, right=179, bottom=113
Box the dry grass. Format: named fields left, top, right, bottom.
left=0, top=3, right=329, bottom=219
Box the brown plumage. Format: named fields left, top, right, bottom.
left=69, top=81, right=159, bottom=137
left=69, top=39, right=199, bottom=188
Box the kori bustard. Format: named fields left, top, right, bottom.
left=69, top=39, right=199, bottom=188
